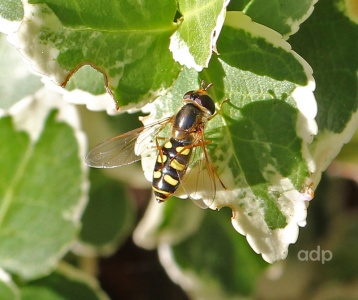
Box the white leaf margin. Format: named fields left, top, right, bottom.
left=0, top=8, right=21, bottom=35
left=242, top=0, right=318, bottom=39
left=11, top=1, right=116, bottom=115
left=0, top=269, right=19, bottom=300
left=310, top=109, right=358, bottom=185
left=11, top=1, right=178, bottom=115
left=133, top=195, right=205, bottom=249
left=283, top=0, right=318, bottom=38
left=14, top=1, right=68, bottom=86
left=0, top=88, right=89, bottom=277
left=169, top=0, right=230, bottom=71
left=50, top=262, right=110, bottom=300
left=158, top=243, right=236, bottom=300
left=215, top=12, right=318, bottom=263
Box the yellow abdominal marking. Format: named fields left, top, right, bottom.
left=170, top=159, right=186, bottom=171
left=164, top=174, right=179, bottom=186
left=176, top=146, right=190, bottom=155
left=153, top=171, right=162, bottom=179
left=152, top=186, right=171, bottom=195
left=156, top=196, right=166, bottom=202
left=157, top=154, right=167, bottom=163
left=164, top=141, right=173, bottom=149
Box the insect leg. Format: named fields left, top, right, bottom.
left=155, top=136, right=167, bottom=169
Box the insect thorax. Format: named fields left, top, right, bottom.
left=172, top=103, right=210, bottom=141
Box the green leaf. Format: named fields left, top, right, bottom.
left=292, top=0, right=358, bottom=133
left=17, top=0, right=181, bottom=107
left=290, top=0, right=358, bottom=176
left=77, top=170, right=135, bottom=255
left=135, top=201, right=267, bottom=297
left=139, top=12, right=316, bottom=263
left=170, top=0, right=228, bottom=70
left=66, top=65, right=106, bottom=96
left=242, top=0, right=317, bottom=37
left=19, top=263, right=109, bottom=300
left=165, top=209, right=268, bottom=298
left=0, top=90, right=86, bottom=279
left=227, top=0, right=250, bottom=12
left=0, top=270, right=19, bottom=300
left=216, top=12, right=310, bottom=85
left=134, top=196, right=206, bottom=249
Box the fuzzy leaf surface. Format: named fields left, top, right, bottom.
left=138, top=12, right=316, bottom=263
left=0, top=91, right=86, bottom=279
left=17, top=0, right=180, bottom=107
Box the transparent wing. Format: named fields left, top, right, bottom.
left=85, top=117, right=172, bottom=168
left=179, top=133, right=219, bottom=209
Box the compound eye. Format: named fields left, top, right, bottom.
left=195, top=94, right=216, bottom=115
left=183, top=91, right=195, bottom=100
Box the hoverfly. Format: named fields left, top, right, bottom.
left=85, top=82, right=226, bottom=208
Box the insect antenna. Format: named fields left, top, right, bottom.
left=200, top=80, right=213, bottom=91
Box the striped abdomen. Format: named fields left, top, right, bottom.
left=152, top=138, right=192, bottom=202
